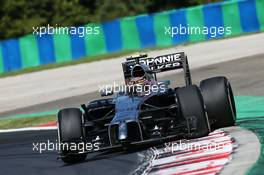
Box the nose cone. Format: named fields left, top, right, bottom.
left=118, top=122, right=128, bottom=141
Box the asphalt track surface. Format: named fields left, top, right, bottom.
left=0, top=54, right=263, bottom=175
left=0, top=130, right=141, bottom=175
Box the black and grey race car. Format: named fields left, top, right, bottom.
left=57, top=52, right=236, bottom=163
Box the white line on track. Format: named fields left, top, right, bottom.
left=0, top=126, right=57, bottom=133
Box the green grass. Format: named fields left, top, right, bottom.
left=0, top=115, right=56, bottom=129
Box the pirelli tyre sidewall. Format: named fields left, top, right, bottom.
left=57, top=108, right=87, bottom=164
left=200, top=76, right=236, bottom=129
left=176, top=85, right=210, bottom=139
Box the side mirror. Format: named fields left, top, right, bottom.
left=100, top=88, right=114, bottom=97
left=81, top=104, right=88, bottom=114
left=158, top=80, right=170, bottom=88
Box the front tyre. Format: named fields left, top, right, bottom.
left=200, top=76, right=236, bottom=129
left=57, top=108, right=87, bottom=164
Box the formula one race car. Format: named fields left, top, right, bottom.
left=57, top=52, right=236, bottom=163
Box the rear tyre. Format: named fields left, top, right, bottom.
left=200, top=76, right=236, bottom=129
left=57, top=108, right=87, bottom=164
left=176, top=85, right=210, bottom=139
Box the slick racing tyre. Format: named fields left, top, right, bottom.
left=176, top=85, right=210, bottom=139
left=200, top=76, right=236, bottom=129
left=57, top=108, right=87, bottom=164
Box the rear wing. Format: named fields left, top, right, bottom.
left=122, top=52, right=192, bottom=85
